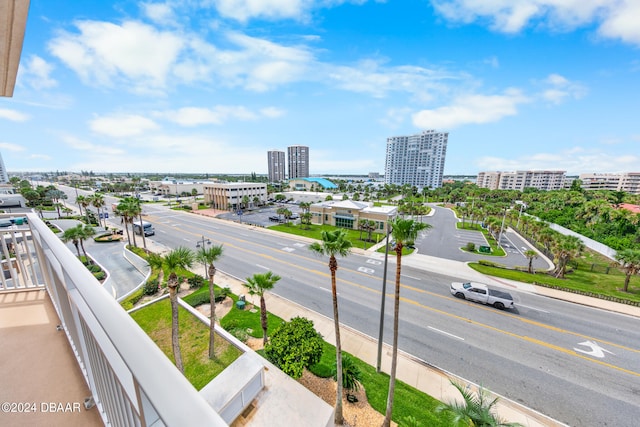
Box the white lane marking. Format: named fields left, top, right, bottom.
left=293, top=243, right=306, bottom=248
left=574, top=341, right=614, bottom=358
left=428, top=326, right=464, bottom=341
left=358, top=267, right=375, bottom=274
left=256, top=264, right=270, bottom=270
left=401, top=274, right=421, bottom=280
left=282, top=247, right=295, bottom=252
left=183, top=238, right=191, bottom=242
left=366, top=259, right=382, bottom=265
left=517, top=304, right=550, bottom=313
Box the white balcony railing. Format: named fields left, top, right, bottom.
left=13, top=213, right=227, bottom=426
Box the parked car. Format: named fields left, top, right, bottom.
left=450, top=282, right=515, bottom=310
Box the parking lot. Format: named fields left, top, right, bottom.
left=216, top=204, right=302, bottom=227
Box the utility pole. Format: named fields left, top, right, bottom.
left=196, top=235, right=211, bottom=279
left=376, top=219, right=392, bottom=373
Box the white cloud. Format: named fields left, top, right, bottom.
left=18, top=55, right=58, bottom=90
left=430, top=0, right=640, bottom=46
left=48, top=20, right=184, bottom=92
left=326, top=60, right=463, bottom=100
left=0, top=142, right=26, bottom=151
left=412, top=89, right=529, bottom=129
left=89, top=114, right=159, bottom=137
left=141, top=2, right=176, bottom=25
left=62, top=134, right=125, bottom=155
left=0, top=109, right=29, bottom=122
left=260, top=107, right=286, bottom=118
left=539, top=73, right=587, bottom=104
left=211, top=0, right=310, bottom=22
left=380, top=107, right=412, bottom=128
left=158, top=106, right=259, bottom=126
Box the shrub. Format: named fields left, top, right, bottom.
left=264, top=317, right=324, bottom=379
left=87, top=264, right=102, bottom=273
left=185, top=291, right=210, bottom=307
left=465, top=242, right=476, bottom=252
left=188, top=274, right=205, bottom=289
left=92, top=271, right=106, bottom=281
left=333, top=354, right=361, bottom=394
left=143, top=279, right=159, bottom=296
left=228, top=328, right=249, bottom=342
left=120, top=289, right=144, bottom=311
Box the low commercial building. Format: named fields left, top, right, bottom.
left=203, top=182, right=267, bottom=211
left=288, top=177, right=337, bottom=191
left=310, top=200, right=397, bottom=233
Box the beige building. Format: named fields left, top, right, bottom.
left=203, top=182, right=267, bottom=210
left=476, top=170, right=566, bottom=191
left=579, top=172, right=640, bottom=195
left=310, top=200, right=397, bottom=233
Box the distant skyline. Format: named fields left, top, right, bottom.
left=1, top=1, right=639, bottom=176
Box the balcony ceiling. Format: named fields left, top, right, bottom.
left=0, top=0, right=30, bottom=97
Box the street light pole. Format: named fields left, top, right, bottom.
left=376, top=219, right=392, bottom=373
left=497, top=207, right=507, bottom=249
left=195, top=235, right=211, bottom=278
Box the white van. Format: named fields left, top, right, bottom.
left=133, top=221, right=155, bottom=236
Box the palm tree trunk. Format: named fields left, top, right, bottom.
left=169, top=282, right=184, bottom=373
left=331, top=265, right=344, bottom=426
left=260, top=295, right=268, bottom=346
left=383, top=247, right=403, bottom=427
left=208, top=268, right=216, bottom=359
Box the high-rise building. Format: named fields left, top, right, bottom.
left=385, top=130, right=448, bottom=189
left=0, top=152, right=8, bottom=183
left=287, top=145, right=309, bottom=179
left=267, top=150, right=286, bottom=182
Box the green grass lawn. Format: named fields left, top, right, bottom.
left=309, top=342, right=451, bottom=426
left=470, top=261, right=640, bottom=304
left=130, top=298, right=242, bottom=390
left=269, top=223, right=384, bottom=250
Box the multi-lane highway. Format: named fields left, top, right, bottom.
left=56, top=186, right=640, bottom=427
left=137, top=202, right=640, bottom=427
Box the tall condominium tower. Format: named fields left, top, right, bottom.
left=287, top=145, right=309, bottom=179
left=267, top=150, right=286, bottom=182
left=0, top=152, right=8, bottom=183
left=385, top=130, right=448, bottom=189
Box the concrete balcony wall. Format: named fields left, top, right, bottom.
left=17, top=213, right=227, bottom=426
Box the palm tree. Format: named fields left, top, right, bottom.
left=245, top=271, right=281, bottom=346
left=61, top=226, right=82, bottom=258
left=309, top=229, right=352, bottom=425
left=75, top=194, right=86, bottom=218
left=383, top=217, right=430, bottom=427
left=162, top=247, right=195, bottom=373
left=195, top=244, right=224, bottom=359
left=437, top=381, right=523, bottom=427
left=91, top=193, right=106, bottom=228
left=524, top=250, right=538, bottom=274
left=614, top=249, right=640, bottom=292
left=77, top=225, right=96, bottom=262
left=550, top=234, right=584, bottom=279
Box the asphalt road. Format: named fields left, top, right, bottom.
left=52, top=186, right=640, bottom=426
left=138, top=204, right=640, bottom=427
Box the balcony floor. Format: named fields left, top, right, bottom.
left=0, top=290, right=103, bottom=426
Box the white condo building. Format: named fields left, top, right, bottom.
left=385, top=130, right=448, bottom=189
left=267, top=150, right=286, bottom=182
left=287, top=145, right=309, bottom=179
left=579, top=172, right=640, bottom=195
left=476, top=170, right=566, bottom=191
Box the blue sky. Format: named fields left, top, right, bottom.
left=1, top=0, right=639, bottom=176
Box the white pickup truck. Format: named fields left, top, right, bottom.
left=450, top=282, right=515, bottom=310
